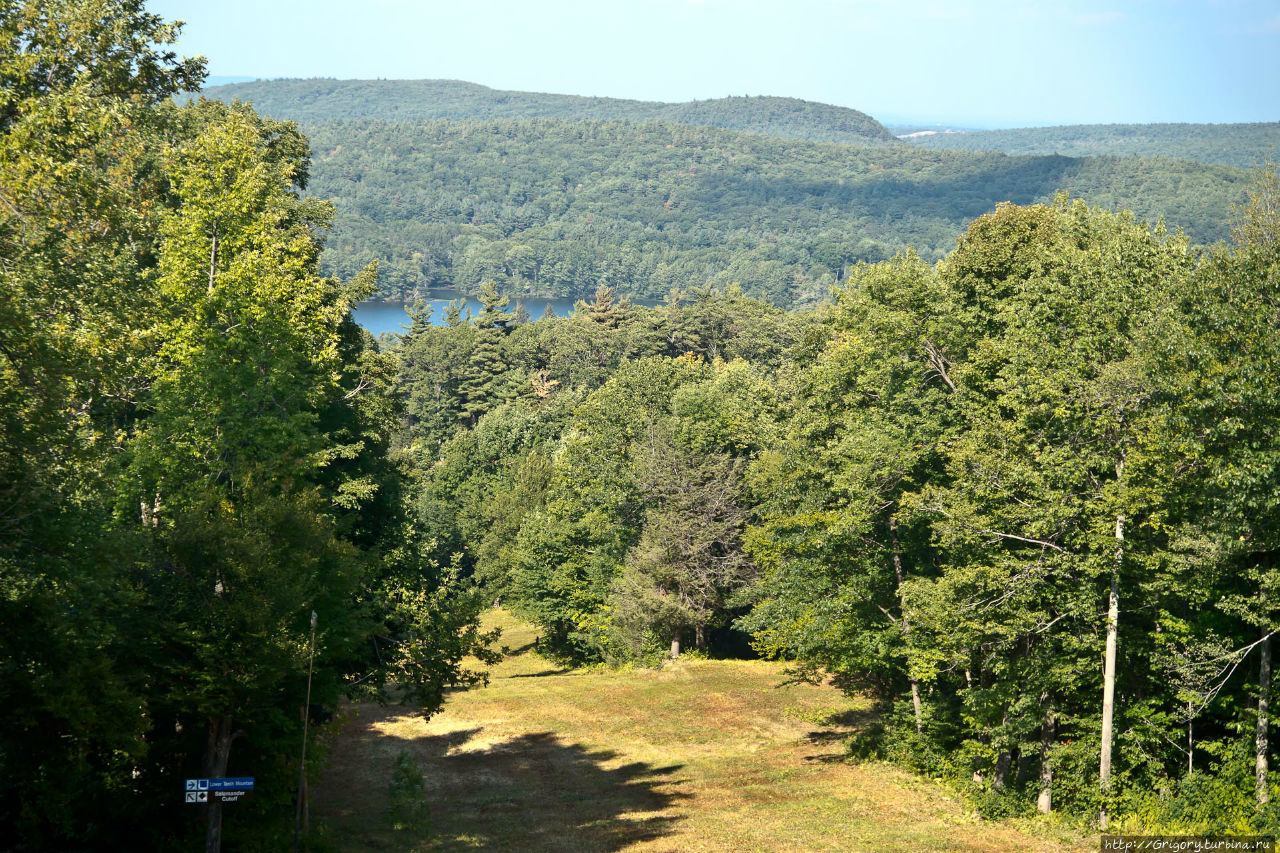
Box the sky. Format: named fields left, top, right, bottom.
left=150, top=0, right=1279, bottom=128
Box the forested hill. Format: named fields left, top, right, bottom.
left=199, top=80, right=1255, bottom=308
left=902, top=121, right=1280, bottom=169
left=301, top=118, right=1246, bottom=306
left=202, top=78, right=900, bottom=145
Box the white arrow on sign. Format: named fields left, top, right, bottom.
left=185, top=779, right=197, bottom=791
left=185, top=792, right=198, bottom=803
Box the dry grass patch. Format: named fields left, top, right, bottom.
left=312, top=610, right=1090, bottom=852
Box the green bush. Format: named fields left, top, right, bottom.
left=388, top=751, right=429, bottom=833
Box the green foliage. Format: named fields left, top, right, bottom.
left=737, top=184, right=1280, bottom=829
left=904, top=122, right=1280, bottom=169
left=186, top=78, right=1253, bottom=307
left=387, top=751, right=429, bottom=833
left=7, top=5, right=1275, bottom=836
left=405, top=311, right=781, bottom=663
left=607, top=428, right=753, bottom=657
left=0, top=6, right=497, bottom=847
left=299, top=119, right=1243, bottom=307
left=382, top=163, right=1280, bottom=831
left=201, top=78, right=898, bottom=145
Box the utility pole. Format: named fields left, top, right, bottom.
left=293, top=611, right=318, bottom=852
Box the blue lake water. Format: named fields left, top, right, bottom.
left=353, top=295, right=582, bottom=337
left=353, top=293, right=658, bottom=337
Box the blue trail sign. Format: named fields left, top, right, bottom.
left=183, top=777, right=255, bottom=802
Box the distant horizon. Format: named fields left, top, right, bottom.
left=199, top=75, right=1277, bottom=133
left=156, top=0, right=1279, bottom=129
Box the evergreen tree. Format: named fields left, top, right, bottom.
left=459, top=280, right=514, bottom=424
left=610, top=428, right=752, bottom=657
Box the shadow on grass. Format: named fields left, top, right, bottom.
left=407, top=727, right=687, bottom=851
left=803, top=706, right=881, bottom=764
left=506, top=667, right=573, bottom=679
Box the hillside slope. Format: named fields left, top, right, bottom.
left=198, top=80, right=1252, bottom=307
left=902, top=121, right=1280, bottom=169
left=202, top=78, right=899, bottom=146
left=312, top=610, right=1089, bottom=851
left=302, top=118, right=1246, bottom=306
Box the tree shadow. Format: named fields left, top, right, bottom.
left=315, top=714, right=687, bottom=851
left=803, top=706, right=881, bottom=764
left=420, top=728, right=685, bottom=851
left=506, top=667, right=573, bottom=679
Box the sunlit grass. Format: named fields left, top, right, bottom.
left=311, top=609, right=1089, bottom=851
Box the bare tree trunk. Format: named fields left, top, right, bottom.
left=1038, top=704, right=1055, bottom=813
left=203, top=715, right=234, bottom=853
left=695, top=623, right=706, bottom=650
left=890, top=518, right=923, bottom=734
left=1259, top=631, right=1271, bottom=805
left=971, top=666, right=987, bottom=784
left=909, top=677, right=923, bottom=734
left=207, top=226, right=218, bottom=295
left=1099, top=513, right=1123, bottom=830
left=993, top=709, right=1012, bottom=791
left=993, top=750, right=1013, bottom=791
left=670, top=629, right=680, bottom=660
left=1188, top=700, right=1194, bottom=776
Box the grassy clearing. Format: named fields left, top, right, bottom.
left=311, top=610, right=1089, bottom=851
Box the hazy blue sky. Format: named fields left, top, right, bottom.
left=151, top=0, right=1279, bottom=127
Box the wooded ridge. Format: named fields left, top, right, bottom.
left=200, top=78, right=900, bottom=145
left=200, top=78, right=1254, bottom=307
left=901, top=121, right=1280, bottom=169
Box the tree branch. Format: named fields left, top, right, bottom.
left=982, top=529, right=1066, bottom=553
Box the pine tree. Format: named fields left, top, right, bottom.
left=459, top=280, right=514, bottom=424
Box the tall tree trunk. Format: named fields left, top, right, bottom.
left=1188, top=700, right=1194, bottom=776
left=1038, top=704, right=1055, bottom=814
left=909, top=677, right=923, bottom=734
left=1258, top=631, right=1271, bottom=806
left=670, top=629, right=681, bottom=660
left=993, top=749, right=1014, bottom=791
left=971, top=666, right=990, bottom=784
left=203, top=715, right=234, bottom=853
left=890, top=518, right=923, bottom=734
left=695, top=623, right=706, bottom=651
left=207, top=224, right=218, bottom=295
left=1099, top=513, right=1123, bottom=830
left=992, top=709, right=1013, bottom=791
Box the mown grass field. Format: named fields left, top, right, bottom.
left=311, top=610, right=1089, bottom=852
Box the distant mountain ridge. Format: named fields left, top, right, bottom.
left=298, top=118, right=1245, bottom=307
left=200, top=78, right=900, bottom=146
left=902, top=121, right=1280, bottom=169
left=192, top=79, right=1251, bottom=308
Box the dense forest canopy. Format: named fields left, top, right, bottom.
left=902, top=121, right=1280, bottom=169
left=201, top=78, right=900, bottom=145
left=0, top=3, right=493, bottom=848
left=396, top=177, right=1280, bottom=832
left=198, top=80, right=1255, bottom=307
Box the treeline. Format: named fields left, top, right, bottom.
left=202, top=78, right=899, bottom=145
left=297, top=117, right=1248, bottom=307
left=400, top=180, right=1280, bottom=831
left=904, top=121, right=1280, bottom=169
left=0, top=4, right=491, bottom=849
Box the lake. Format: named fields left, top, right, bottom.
left=353, top=293, right=656, bottom=337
